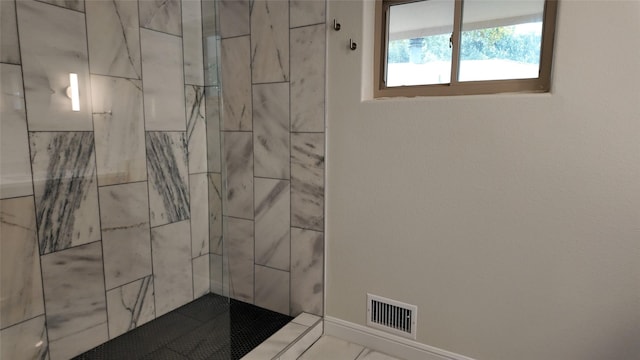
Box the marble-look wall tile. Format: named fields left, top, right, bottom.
left=255, top=265, right=290, bottom=315
left=224, top=216, right=254, bottom=302
left=141, top=29, right=186, bottom=131
left=190, top=174, right=209, bottom=257
left=251, top=0, right=289, bottom=83
left=17, top=0, right=93, bottom=131
left=291, top=133, right=324, bottom=231
left=193, top=254, right=210, bottom=298
left=222, top=132, right=254, bottom=219
left=186, top=86, right=207, bottom=174
left=0, top=196, right=44, bottom=329
left=98, top=182, right=152, bottom=290
left=36, top=0, right=84, bottom=11
left=255, top=178, right=290, bottom=271
left=210, top=254, right=224, bottom=296
left=146, top=132, right=190, bottom=227
left=30, top=132, right=101, bottom=254
left=221, top=36, right=252, bottom=131
left=41, top=242, right=108, bottom=359
left=151, top=220, right=194, bottom=316
left=106, top=276, right=155, bottom=339
left=219, top=0, right=250, bottom=38
left=204, top=35, right=220, bottom=87
left=1, top=0, right=20, bottom=64
left=139, top=0, right=181, bottom=36
left=0, top=315, right=48, bottom=360
left=253, top=82, right=290, bottom=179
left=182, top=0, right=204, bottom=85
left=290, top=0, right=326, bottom=28
left=206, top=86, right=222, bottom=173
left=290, top=228, right=323, bottom=316
left=209, top=173, right=223, bottom=255
left=86, top=0, right=141, bottom=79
left=0, top=64, right=33, bottom=199
left=290, top=24, right=325, bottom=132
left=91, top=75, right=147, bottom=186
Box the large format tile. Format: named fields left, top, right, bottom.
left=86, top=0, right=141, bottom=79
left=141, top=29, right=186, bottom=131
left=193, top=254, right=210, bottom=298
left=291, top=133, right=325, bottom=231
left=151, top=221, right=194, bottom=316
left=186, top=85, right=207, bottom=174
left=222, top=132, right=254, bottom=219
left=290, top=0, right=326, bottom=28
left=106, top=276, right=155, bottom=339
left=218, top=0, right=249, bottom=38
left=36, top=0, right=84, bottom=12
left=0, top=64, right=32, bottom=199
left=290, top=24, right=325, bottom=132
left=0, top=315, right=48, bottom=360
left=300, top=336, right=364, bottom=360
left=98, top=182, right=152, bottom=290
left=206, top=86, right=222, bottom=173
left=279, top=320, right=323, bottom=360
left=139, top=0, right=181, bottom=36
left=224, top=217, right=254, bottom=302
left=92, top=75, right=147, bottom=186
left=182, top=0, right=204, bottom=85
left=291, top=228, right=324, bottom=316
left=190, top=173, right=209, bottom=257
left=254, top=265, right=290, bottom=315
left=220, top=36, right=252, bottom=131
left=0, top=196, right=44, bottom=329
left=30, top=132, right=101, bottom=254
left=210, top=254, right=224, bottom=296
left=17, top=0, right=93, bottom=131
left=253, top=82, right=290, bottom=179
left=41, top=242, right=108, bottom=359
left=242, top=322, right=307, bottom=360
left=255, top=178, right=290, bottom=271
left=146, top=132, right=190, bottom=227
left=251, top=0, right=289, bottom=83
left=209, top=173, right=223, bottom=255
left=1, top=0, right=20, bottom=64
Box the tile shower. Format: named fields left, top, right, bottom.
left=0, top=0, right=325, bottom=359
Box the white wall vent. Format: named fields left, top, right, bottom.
left=367, top=293, right=417, bottom=340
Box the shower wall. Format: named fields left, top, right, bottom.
left=0, top=0, right=210, bottom=359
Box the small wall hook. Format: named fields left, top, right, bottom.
left=349, top=39, right=357, bottom=51
left=333, top=19, right=341, bottom=31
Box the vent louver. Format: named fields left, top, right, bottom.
left=367, top=294, right=417, bottom=339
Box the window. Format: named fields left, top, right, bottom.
left=374, top=0, right=558, bottom=97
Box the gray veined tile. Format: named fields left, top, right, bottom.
left=30, top=132, right=101, bottom=255
left=193, top=254, right=210, bottom=298
left=146, top=132, right=190, bottom=227
left=279, top=320, right=323, bottom=360
left=208, top=173, right=223, bottom=255
left=253, top=82, right=290, bottom=179
left=242, top=322, right=307, bottom=360
left=300, top=336, right=364, bottom=360
left=222, top=132, right=254, bottom=219
left=98, top=182, right=152, bottom=290
left=151, top=220, right=194, bottom=316
left=36, top=0, right=84, bottom=12
left=221, top=36, right=252, bottom=131
left=290, top=24, right=326, bottom=132
left=224, top=216, right=254, bottom=302
left=210, top=253, right=224, bottom=296
left=0, top=315, right=48, bottom=360
left=251, top=0, right=289, bottom=83
left=254, top=265, right=290, bottom=315
left=0, top=197, right=45, bottom=329
left=291, top=228, right=323, bottom=316
left=1, top=0, right=20, bottom=64
left=190, top=174, right=209, bottom=257
left=206, top=86, right=222, bottom=173
left=291, top=133, right=325, bottom=231
left=204, top=34, right=220, bottom=87
left=139, top=0, right=182, bottom=36
left=106, top=276, right=155, bottom=339
left=255, top=178, right=290, bottom=271
left=182, top=0, right=205, bottom=85
left=141, top=28, right=186, bottom=131
left=86, top=0, right=141, bottom=79
left=1, top=64, right=33, bottom=199
left=218, top=0, right=250, bottom=38
left=186, top=86, right=208, bottom=174
left=17, top=0, right=93, bottom=131
left=290, top=0, right=326, bottom=28
left=91, top=75, right=147, bottom=186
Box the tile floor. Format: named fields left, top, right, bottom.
left=300, top=336, right=402, bottom=360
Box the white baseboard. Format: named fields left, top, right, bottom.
left=324, top=316, right=476, bottom=360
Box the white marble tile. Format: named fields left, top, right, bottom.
left=206, top=86, right=222, bottom=173
left=193, top=254, right=210, bottom=298
left=186, top=85, right=208, bottom=174
left=210, top=253, right=224, bottom=296
left=41, top=242, right=108, bottom=355
left=221, top=36, right=252, bottom=131
left=255, top=265, right=290, bottom=315
left=139, top=0, right=181, bottom=36
left=291, top=228, right=323, bottom=316
left=219, top=0, right=250, bottom=38
left=279, top=321, right=323, bottom=360
left=182, top=0, right=204, bottom=85
left=251, top=0, right=289, bottom=83
left=36, top=0, right=84, bottom=11
left=292, top=312, right=321, bottom=327
left=290, top=0, right=326, bottom=28
left=141, top=28, right=186, bottom=131
left=106, top=276, right=155, bottom=339
left=151, top=220, right=194, bottom=316
left=0, top=196, right=45, bottom=329
left=222, top=132, right=254, bottom=219
left=242, top=322, right=307, bottom=360
left=91, top=75, right=147, bottom=186
left=208, top=173, right=223, bottom=255
left=0, top=64, right=32, bottom=199
left=0, top=315, right=48, bottom=360
left=300, top=336, right=364, bottom=360
left=204, top=34, right=220, bottom=87
left=290, top=24, right=325, bottom=132
left=253, top=82, right=290, bottom=179
left=255, top=178, right=290, bottom=271
left=98, top=182, right=152, bottom=290
left=224, top=216, right=254, bottom=302
left=356, top=349, right=403, bottom=360
left=30, top=132, right=101, bottom=254
left=146, top=132, right=190, bottom=227
left=190, top=173, right=209, bottom=257
left=1, top=0, right=20, bottom=64
left=86, top=0, right=141, bottom=79
left=17, top=0, right=93, bottom=131
left=291, top=133, right=325, bottom=231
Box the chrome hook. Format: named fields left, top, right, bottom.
left=333, top=19, right=341, bottom=31
left=349, top=39, right=357, bottom=51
